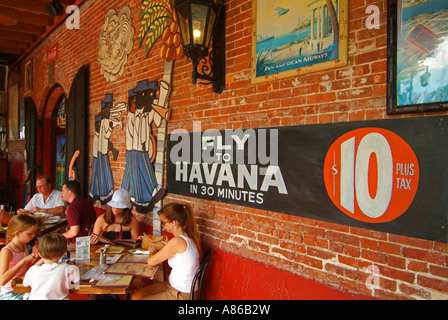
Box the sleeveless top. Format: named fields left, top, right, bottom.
left=100, top=223, right=131, bottom=241
left=0, top=247, right=28, bottom=295
left=168, top=235, right=200, bottom=293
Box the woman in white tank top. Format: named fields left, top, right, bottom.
left=132, top=203, right=201, bottom=300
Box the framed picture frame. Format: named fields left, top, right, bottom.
left=25, top=60, right=32, bottom=94
left=8, top=83, right=18, bottom=140
left=387, top=0, right=448, bottom=114
left=251, top=0, right=348, bottom=84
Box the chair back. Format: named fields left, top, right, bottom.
left=190, top=250, right=213, bottom=300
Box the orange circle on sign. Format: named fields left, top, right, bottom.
left=324, top=128, right=419, bottom=223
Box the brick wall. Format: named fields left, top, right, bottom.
left=8, top=0, right=448, bottom=299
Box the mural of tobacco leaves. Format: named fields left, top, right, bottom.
left=138, top=0, right=184, bottom=61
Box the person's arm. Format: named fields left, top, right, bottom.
left=0, top=249, right=37, bottom=286
left=64, top=199, right=81, bottom=240
left=90, top=215, right=105, bottom=244
left=43, top=191, right=67, bottom=216
left=17, top=194, right=37, bottom=214
left=16, top=208, right=31, bottom=215
left=33, top=206, right=66, bottom=216
left=62, top=225, right=80, bottom=240
left=130, top=216, right=140, bottom=240
left=146, top=236, right=187, bottom=267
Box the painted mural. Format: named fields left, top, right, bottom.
left=138, top=0, right=183, bottom=61
left=121, top=80, right=170, bottom=213
left=90, top=2, right=179, bottom=217
left=89, top=94, right=124, bottom=204
left=97, top=6, right=135, bottom=82
left=88, top=80, right=171, bottom=212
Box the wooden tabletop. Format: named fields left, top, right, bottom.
left=37, top=216, right=68, bottom=236
left=12, top=244, right=157, bottom=298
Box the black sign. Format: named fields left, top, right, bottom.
left=166, top=116, right=448, bottom=243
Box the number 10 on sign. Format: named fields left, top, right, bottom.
left=324, top=128, right=419, bottom=223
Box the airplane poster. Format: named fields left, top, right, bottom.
left=251, top=0, right=348, bottom=83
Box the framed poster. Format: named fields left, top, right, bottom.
left=251, top=0, right=348, bottom=84
left=387, top=0, right=448, bottom=114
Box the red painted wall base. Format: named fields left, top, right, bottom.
left=201, top=246, right=372, bottom=300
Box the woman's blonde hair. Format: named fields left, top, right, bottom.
left=6, top=215, right=37, bottom=244
left=158, top=203, right=201, bottom=256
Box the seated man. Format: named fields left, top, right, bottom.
left=61, top=180, right=97, bottom=243
left=17, top=176, right=66, bottom=216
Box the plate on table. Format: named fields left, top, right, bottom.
left=44, top=216, right=61, bottom=224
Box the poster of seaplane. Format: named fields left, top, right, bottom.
left=251, top=0, right=348, bottom=83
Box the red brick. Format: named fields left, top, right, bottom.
left=418, top=275, right=448, bottom=293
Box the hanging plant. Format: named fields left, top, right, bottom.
left=138, top=0, right=183, bottom=61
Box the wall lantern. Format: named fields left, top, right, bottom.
left=46, top=0, right=64, bottom=17
left=174, top=0, right=226, bottom=94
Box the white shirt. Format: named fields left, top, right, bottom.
left=23, top=263, right=80, bottom=300
left=24, top=189, right=65, bottom=212
left=168, top=235, right=199, bottom=293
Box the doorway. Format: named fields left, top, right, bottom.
left=51, top=94, right=66, bottom=190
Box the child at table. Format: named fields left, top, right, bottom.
left=0, top=215, right=39, bottom=300
left=23, top=233, right=80, bottom=300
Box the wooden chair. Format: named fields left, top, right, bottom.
left=190, top=250, right=213, bottom=300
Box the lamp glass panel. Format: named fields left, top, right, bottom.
left=176, top=5, right=191, bottom=46
left=205, top=9, right=216, bottom=48
left=191, top=3, right=208, bottom=46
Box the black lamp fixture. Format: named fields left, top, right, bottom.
left=46, top=0, right=64, bottom=18
left=174, top=0, right=226, bottom=94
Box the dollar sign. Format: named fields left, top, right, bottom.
left=332, top=164, right=338, bottom=175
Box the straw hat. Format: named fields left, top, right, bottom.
left=107, top=189, right=131, bottom=209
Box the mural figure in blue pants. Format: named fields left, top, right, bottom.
left=122, top=80, right=165, bottom=212
left=89, top=93, right=122, bottom=204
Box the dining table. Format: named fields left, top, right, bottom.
left=0, top=213, right=68, bottom=238
left=35, top=214, right=68, bottom=236
left=12, top=243, right=160, bottom=299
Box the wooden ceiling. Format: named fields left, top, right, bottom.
left=0, top=0, right=76, bottom=66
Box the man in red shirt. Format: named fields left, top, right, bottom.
left=61, top=180, right=97, bottom=243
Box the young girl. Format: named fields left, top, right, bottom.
left=90, top=189, right=140, bottom=244
left=23, top=233, right=80, bottom=300
left=132, top=202, right=201, bottom=300
left=0, top=215, right=39, bottom=300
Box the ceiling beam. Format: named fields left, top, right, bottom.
left=0, top=6, right=54, bottom=26
left=0, top=22, right=46, bottom=35
left=0, top=39, right=30, bottom=50
left=0, top=0, right=48, bottom=15
left=0, top=45, right=24, bottom=55
left=0, top=30, right=36, bottom=43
